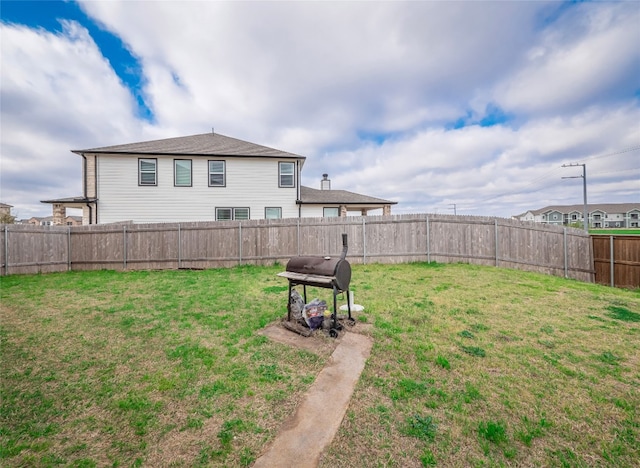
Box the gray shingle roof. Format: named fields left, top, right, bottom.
left=299, top=186, right=397, bottom=205
left=73, top=132, right=305, bottom=160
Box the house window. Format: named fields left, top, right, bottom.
left=174, top=159, right=192, bottom=186
left=139, top=158, right=157, bottom=186
left=552, top=214, right=558, bottom=220
left=324, top=207, right=339, bottom=217
left=209, top=160, right=225, bottom=187
left=631, top=213, right=638, bottom=219
left=265, top=207, right=282, bottom=219
left=279, top=162, right=295, bottom=187
left=571, top=214, right=577, bottom=220
left=593, top=214, right=601, bottom=220
left=216, top=207, right=250, bottom=221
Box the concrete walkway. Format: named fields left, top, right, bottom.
left=253, top=331, right=373, bottom=468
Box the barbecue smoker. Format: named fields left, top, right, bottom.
left=278, top=234, right=353, bottom=338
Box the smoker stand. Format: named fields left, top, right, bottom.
left=277, top=271, right=353, bottom=338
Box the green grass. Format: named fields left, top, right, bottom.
left=590, top=229, right=640, bottom=235
left=1, top=263, right=639, bottom=467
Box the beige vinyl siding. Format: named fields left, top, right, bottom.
left=96, top=155, right=298, bottom=223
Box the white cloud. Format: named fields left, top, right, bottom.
left=322, top=103, right=640, bottom=216
left=0, top=21, right=150, bottom=217
left=1, top=1, right=638, bottom=220
left=490, top=2, right=640, bottom=116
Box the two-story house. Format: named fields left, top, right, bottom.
left=42, top=132, right=396, bottom=225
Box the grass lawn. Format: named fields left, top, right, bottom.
left=590, top=229, right=640, bottom=235
left=1, top=263, right=639, bottom=467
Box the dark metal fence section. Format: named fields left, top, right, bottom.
left=1, top=214, right=594, bottom=282
left=592, top=235, right=640, bottom=289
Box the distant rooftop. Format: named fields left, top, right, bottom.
left=517, top=203, right=640, bottom=217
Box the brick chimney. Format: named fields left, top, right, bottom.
left=321, top=173, right=331, bottom=190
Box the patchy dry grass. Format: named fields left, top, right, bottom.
left=1, top=263, right=639, bottom=467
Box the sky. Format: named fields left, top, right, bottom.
left=1, top=0, right=639, bottom=220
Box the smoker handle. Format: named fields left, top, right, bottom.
left=340, top=234, right=348, bottom=260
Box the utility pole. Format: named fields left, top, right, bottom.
left=562, top=163, right=588, bottom=233
left=449, top=204, right=457, bottom=215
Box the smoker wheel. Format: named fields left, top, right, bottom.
left=329, top=329, right=339, bottom=338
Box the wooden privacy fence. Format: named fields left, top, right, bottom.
left=1, top=214, right=594, bottom=282
left=592, top=235, right=640, bottom=289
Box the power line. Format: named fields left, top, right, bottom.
left=474, top=166, right=564, bottom=204
left=591, top=167, right=640, bottom=177
left=473, top=147, right=639, bottom=205
left=581, top=145, right=640, bottom=163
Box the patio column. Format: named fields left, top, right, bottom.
left=340, top=205, right=348, bottom=217
left=383, top=204, right=391, bottom=216
left=53, top=203, right=66, bottom=225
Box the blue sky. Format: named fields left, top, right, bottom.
left=1, top=0, right=638, bottom=219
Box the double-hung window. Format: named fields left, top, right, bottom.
left=279, top=162, right=295, bottom=187
left=139, top=158, right=157, bottom=186
left=216, top=207, right=250, bottom=221
left=209, top=160, right=225, bottom=186
left=174, top=159, right=192, bottom=187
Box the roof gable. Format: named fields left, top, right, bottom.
left=73, top=132, right=305, bottom=160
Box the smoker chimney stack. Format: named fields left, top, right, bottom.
left=321, top=173, right=331, bottom=190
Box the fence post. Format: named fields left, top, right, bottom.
left=563, top=228, right=568, bottom=278
left=297, top=219, right=300, bottom=256
left=362, top=217, right=367, bottom=264
left=4, top=225, right=8, bottom=276
left=123, top=226, right=127, bottom=270
left=426, top=215, right=430, bottom=263
left=494, top=219, right=499, bottom=267
left=610, top=235, right=614, bottom=287
left=178, top=224, right=182, bottom=269
left=238, top=222, right=242, bottom=264
left=68, top=227, right=71, bottom=272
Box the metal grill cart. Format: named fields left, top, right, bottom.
left=277, top=234, right=354, bottom=338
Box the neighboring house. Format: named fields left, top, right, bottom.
left=0, top=203, right=13, bottom=216
left=514, top=203, right=640, bottom=228
left=0, top=203, right=15, bottom=223
left=20, top=216, right=82, bottom=226
left=42, top=132, right=396, bottom=225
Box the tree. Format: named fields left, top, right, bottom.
left=0, top=212, right=16, bottom=224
